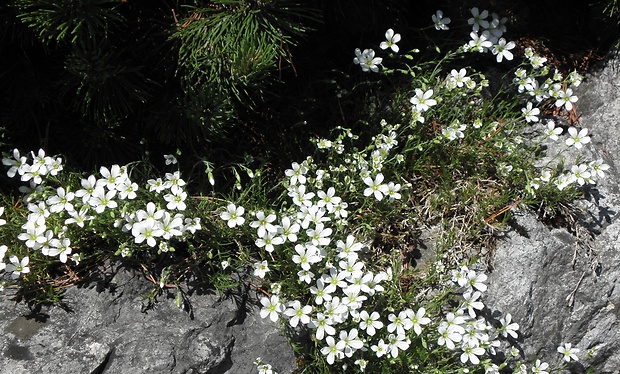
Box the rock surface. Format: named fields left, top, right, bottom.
left=0, top=265, right=296, bottom=374
left=484, top=50, right=620, bottom=372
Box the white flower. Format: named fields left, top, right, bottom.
left=292, top=244, right=321, bottom=270
left=164, top=186, right=187, bottom=210
left=132, top=218, right=163, bottom=247
left=565, top=127, right=591, bottom=149
left=371, top=339, right=388, bottom=358
left=306, top=223, right=332, bottom=247
left=298, top=269, right=313, bottom=283
left=165, top=170, right=186, bottom=188
left=568, top=70, right=583, bottom=87
left=387, top=310, right=413, bottom=336
left=460, top=342, right=485, bottom=364
left=278, top=216, right=300, bottom=242
left=450, top=68, right=471, bottom=88
left=358, top=310, right=383, bottom=336
left=321, top=336, right=345, bottom=364
left=285, top=162, right=308, bottom=185
left=529, top=55, right=547, bottom=69
left=46, top=187, right=75, bottom=213
left=363, top=173, right=389, bottom=201
left=260, top=295, right=284, bottom=322
left=466, top=270, right=487, bottom=292
left=183, top=217, right=201, bottom=234
left=442, top=121, right=466, bottom=140
left=250, top=211, right=277, bottom=237
left=379, top=29, right=401, bottom=52
left=468, top=31, right=493, bottom=53
left=437, top=323, right=463, bottom=350
left=410, top=307, right=431, bottom=335
left=521, top=102, right=540, bottom=123
left=353, top=48, right=382, bottom=73
left=99, top=164, right=125, bottom=190
left=256, top=363, right=273, bottom=374
left=468, top=7, right=490, bottom=32
left=386, top=333, right=410, bottom=358
left=336, top=235, right=362, bottom=259
left=499, top=313, right=519, bottom=338
left=284, top=300, right=312, bottom=328
left=555, top=88, right=578, bottom=111
left=164, top=154, right=178, bottom=165
left=589, top=159, right=610, bottom=179
left=56, top=237, right=72, bottom=263
left=570, top=163, right=591, bottom=186
left=492, top=38, right=516, bottom=63
left=256, top=231, right=285, bottom=253
left=316, top=187, right=340, bottom=212
left=409, top=89, right=437, bottom=112
left=5, top=255, right=30, bottom=279
left=488, top=12, right=507, bottom=38
left=462, top=291, right=484, bottom=318
left=220, top=203, right=245, bottom=228
left=532, top=359, right=550, bottom=374
left=339, top=328, right=364, bottom=357
left=88, top=186, right=117, bottom=213
left=557, top=342, right=580, bottom=362
left=545, top=120, right=563, bottom=141
left=2, top=149, right=26, bottom=178
left=254, top=260, right=270, bottom=278
left=147, top=178, right=167, bottom=193
left=432, top=10, right=451, bottom=31
left=308, top=312, right=335, bottom=340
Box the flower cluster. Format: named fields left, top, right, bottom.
left=0, top=150, right=202, bottom=278
left=506, top=46, right=609, bottom=194
left=235, top=7, right=601, bottom=372
left=353, top=28, right=402, bottom=73
left=419, top=8, right=609, bottom=198
left=458, top=7, right=512, bottom=62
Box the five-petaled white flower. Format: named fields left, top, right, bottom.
left=284, top=300, right=312, bottom=328
left=363, top=173, right=389, bottom=201
left=545, top=120, right=563, bottom=141
left=410, top=89, right=437, bottom=112
left=557, top=342, right=580, bottom=362
left=5, top=255, right=30, bottom=279
left=555, top=88, right=578, bottom=111
left=353, top=48, right=382, bottom=73
left=321, top=336, right=345, bottom=364
left=468, top=7, right=490, bottom=32
left=521, top=102, right=540, bottom=123
left=468, top=31, right=493, bottom=53
left=260, top=295, right=284, bottom=322
left=254, top=260, right=270, bottom=278
left=380, top=29, right=401, bottom=53
left=409, top=307, right=431, bottom=335
left=565, top=127, right=591, bottom=149
left=532, top=359, right=550, bottom=374
left=358, top=310, right=383, bottom=336
left=220, top=203, right=245, bottom=228
left=460, top=342, right=485, bottom=365
left=492, top=38, right=516, bottom=63
left=432, top=10, right=451, bottom=31
left=499, top=313, right=520, bottom=338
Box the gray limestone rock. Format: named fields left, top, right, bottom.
left=0, top=266, right=296, bottom=374
left=484, top=48, right=620, bottom=373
